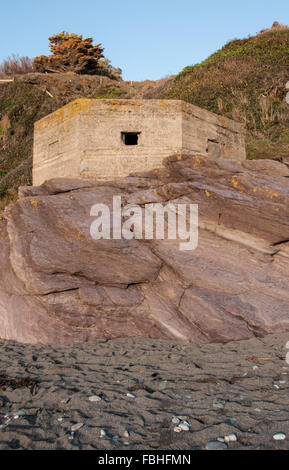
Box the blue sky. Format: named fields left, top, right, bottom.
left=0, top=0, right=289, bottom=81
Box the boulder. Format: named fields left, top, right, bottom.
left=1, top=154, right=289, bottom=344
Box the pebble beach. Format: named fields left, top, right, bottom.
left=0, top=333, right=289, bottom=450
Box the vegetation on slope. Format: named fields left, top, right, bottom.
left=33, top=32, right=122, bottom=80
left=161, top=22, right=289, bottom=160
left=1, top=23, right=289, bottom=210
left=0, top=74, right=129, bottom=210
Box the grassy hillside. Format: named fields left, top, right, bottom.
left=158, top=23, right=289, bottom=161
left=0, top=23, right=289, bottom=210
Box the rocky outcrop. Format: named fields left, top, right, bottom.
left=1, top=154, right=289, bottom=344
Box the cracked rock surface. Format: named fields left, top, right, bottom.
left=1, top=154, right=289, bottom=344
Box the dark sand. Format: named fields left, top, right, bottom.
left=0, top=334, right=289, bottom=450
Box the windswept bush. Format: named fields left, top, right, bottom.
left=33, top=32, right=122, bottom=79
left=33, top=31, right=105, bottom=75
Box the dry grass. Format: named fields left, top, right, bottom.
left=0, top=54, right=34, bottom=75
left=0, top=189, right=17, bottom=212
left=259, top=21, right=289, bottom=35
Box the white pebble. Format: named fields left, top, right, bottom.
left=88, top=395, right=102, bottom=402
left=123, top=430, right=130, bottom=438
left=279, top=380, right=287, bottom=384
left=274, top=384, right=280, bottom=390
left=273, top=433, right=286, bottom=441
left=172, top=417, right=180, bottom=424
left=126, top=393, right=136, bottom=399
left=179, top=421, right=190, bottom=432
left=158, top=381, right=168, bottom=391
left=217, top=437, right=225, bottom=442
left=71, top=422, right=84, bottom=432
left=100, top=429, right=106, bottom=438
left=224, top=433, right=237, bottom=443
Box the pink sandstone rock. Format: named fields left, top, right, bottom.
left=1, top=154, right=289, bottom=344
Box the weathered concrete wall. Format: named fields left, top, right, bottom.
left=78, top=99, right=183, bottom=180
left=33, top=99, right=246, bottom=185
left=181, top=102, right=246, bottom=161
left=33, top=101, right=81, bottom=185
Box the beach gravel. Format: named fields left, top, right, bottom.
left=0, top=333, right=288, bottom=449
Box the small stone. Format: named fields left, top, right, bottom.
left=113, top=435, right=120, bottom=440
left=224, top=433, right=237, bottom=443
left=124, top=441, right=129, bottom=446
left=172, top=417, right=180, bottom=425
left=217, top=437, right=225, bottom=442
left=126, top=393, right=136, bottom=399
left=17, top=410, right=25, bottom=416
left=174, top=426, right=182, bottom=433
left=179, top=421, right=190, bottom=432
left=274, top=384, right=280, bottom=390
left=213, top=398, right=226, bottom=409
left=279, top=380, right=287, bottom=384
left=71, top=423, right=84, bottom=432
left=228, top=418, right=237, bottom=423
left=123, top=430, right=129, bottom=438
left=58, top=417, right=64, bottom=422
left=273, top=433, right=286, bottom=441
left=88, top=395, right=102, bottom=402
left=100, top=429, right=106, bottom=438
left=158, top=381, right=168, bottom=391
left=206, top=441, right=228, bottom=450
left=254, top=408, right=262, bottom=412
left=61, top=398, right=70, bottom=404
left=253, top=366, right=258, bottom=371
